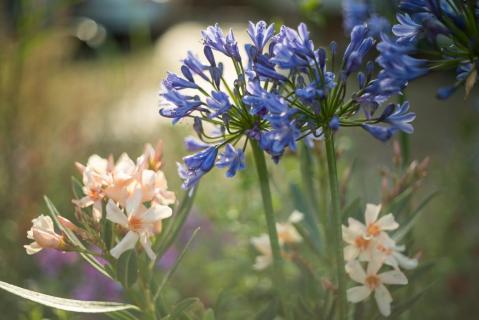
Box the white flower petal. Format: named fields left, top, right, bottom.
left=374, top=284, right=393, bottom=317
left=142, top=205, right=173, bottom=223
left=24, top=242, right=42, bottom=255
left=394, top=252, right=418, bottom=270
left=376, top=213, right=399, bottom=231
left=251, top=235, right=272, bottom=257
left=110, top=231, right=139, bottom=259
left=379, top=270, right=408, bottom=285
left=345, top=260, right=366, bottom=284
left=347, top=286, right=371, bottom=303
left=344, top=245, right=360, bottom=261
left=253, top=255, right=272, bottom=270
left=288, top=210, right=304, bottom=223
left=126, top=189, right=143, bottom=217
left=342, top=225, right=358, bottom=243
left=106, top=200, right=128, bottom=227
left=348, top=218, right=367, bottom=234
left=367, top=257, right=384, bottom=276
left=139, top=234, right=156, bottom=260
left=365, top=203, right=382, bottom=225
left=92, top=201, right=103, bottom=222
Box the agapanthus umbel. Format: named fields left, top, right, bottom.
left=343, top=204, right=418, bottom=316
left=159, top=21, right=417, bottom=189
left=392, top=0, right=479, bottom=100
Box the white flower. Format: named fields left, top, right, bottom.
left=104, top=153, right=138, bottom=205
left=363, top=204, right=399, bottom=239
left=24, top=215, right=65, bottom=255
left=342, top=204, right=398, bottom=260
left=251, top=211, right=303, bottom=270
left=346, top=259, right=408, bottom=317
left=375, top=242, right=418, bottom=270
left=106, top=190, right=172, bottom=260
left=133, top=169, right=176, bottom=206
left=137, top=142, right=163, bottom=171
left=250, top=234, right=273, bottom=270
left=342, top=204, right=417, bottom=270
left=73, top=155, right=112, bottom=222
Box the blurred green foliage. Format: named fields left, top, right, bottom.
left=0, top=0, right=478, bottom=319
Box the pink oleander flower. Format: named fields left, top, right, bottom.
left=73, top=155, right=112, bottom=222
left=342, top=203, right=417, bottom=270
left=346, top=259, right=408, bottom=317
left=133, top=169, right=176, bottom=206
left=106, top=190, right=172, bottom=260
left=137, top=142, right=164, bottom=171
left=24, top=215, right=66, bottom=255
left=104, top=153, right=138, bottom=205
left=251, top=211, right=303, bottom=270
left=342, top=204, right=398, bottom=259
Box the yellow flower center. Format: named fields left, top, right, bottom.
left=377, top=244, right=392, bottom=255
left=128, top=217, right=143, bottom=232
left=367, top=223, right=381, bottom=237
left=365, top=275, right=381, bottom=289
left=354, top=236, right=370, bottom=250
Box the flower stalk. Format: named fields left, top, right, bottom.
left=250, top=140, right=292, bottom=320
left=324, top=128, right=348, bottom=320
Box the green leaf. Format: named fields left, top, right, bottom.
left=153, top=227, right=200, bottom=301
left=169, top=298, right=201, bottom=318
left=393, top=191, right=438, bottom=241
left=154, top=187, right=198, bottom=260
left=102, top=218, right=113, bottom=250
left=254, top=299, right=279, bottom=320
left=71, top=176, right=84, bottom=200
left=44, top=196, right=111, bottom=279
left=342, top=197, right=361, bottom=220
left=117, top=251, right=138, bottom=289
left=374, top=283, right=434, bottom=319
left=290, top=183, right=322, bottom=253
left=202, top=309, right=215, bottom=320
left=0, top=281, right=139, bottom=313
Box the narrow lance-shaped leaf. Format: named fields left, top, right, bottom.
left=393, top=191, right=438, bottom=241
left=153, top=227, right=200, bottom=301
left=153, top=186, right=198, bottom=262
left=0, top=281, right=139, bottom=313
left=71, top=176, right=84, bottom=200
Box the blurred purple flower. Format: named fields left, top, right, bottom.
left=72, top=264, right=122, bottom=301
left=157, top=247, right=179, bottom=270
left=35, top=249, right=78, bottom=276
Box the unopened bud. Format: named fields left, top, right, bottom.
left=321, top=277, right=337, bottom=292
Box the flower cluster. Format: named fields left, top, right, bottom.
left=343, top=204, right=417, bottom=316
left=342, top=0, right=391, bottom=37
left=25, top=142, right=176, bottom=261
left=159, top=21, right=417, bottom=188
left=250, top=211, right=303, bottom=270
left=393, top=0, right=479, bottom=99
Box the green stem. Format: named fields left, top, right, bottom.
left=250, top=141, right=292, bottom=320
left=324, top=129, right=347, bottom=320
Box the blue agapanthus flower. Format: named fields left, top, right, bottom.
left=342, top=0, right=390, bottom=37
left=216, top=144, right=246, bottom=177
left=160, top=21, right=417, bottom=188
left=392, top=0, right=479, bottom=99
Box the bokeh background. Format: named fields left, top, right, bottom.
left=0, top=0, right=478, bottom=319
